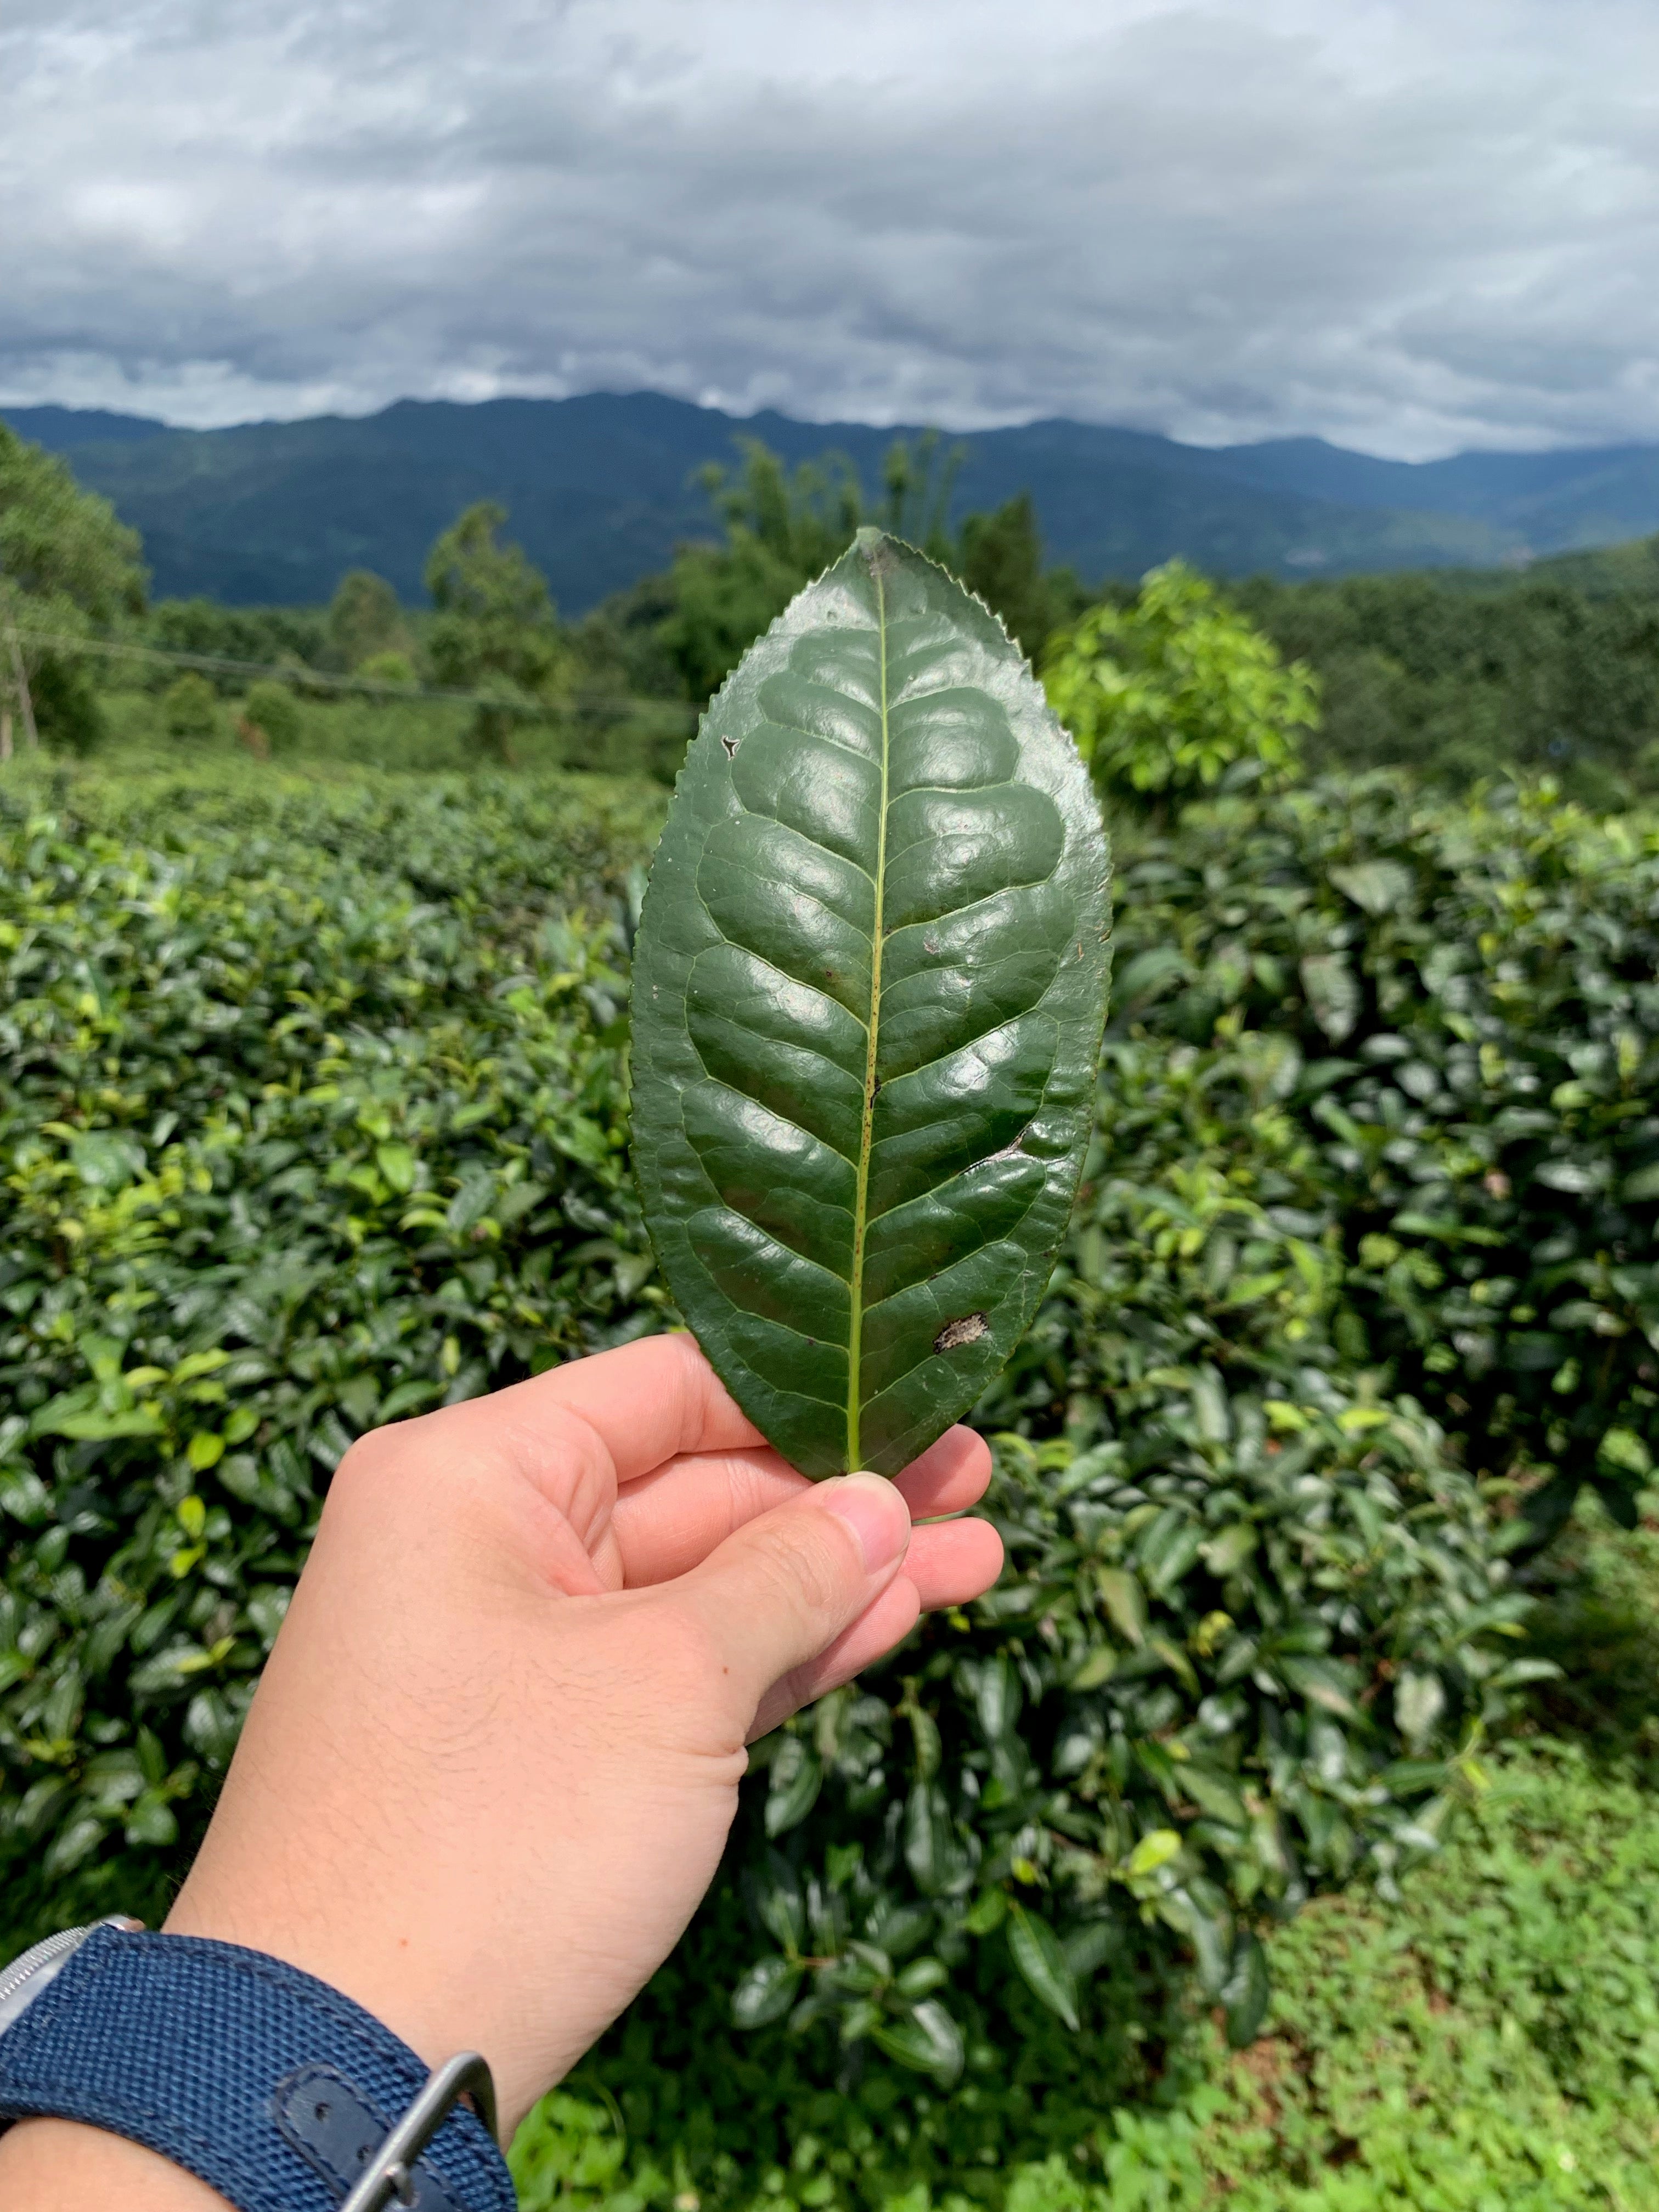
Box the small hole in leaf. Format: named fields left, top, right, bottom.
left=934, top=1312, right=990, bottom=1354
left=720, top=735, right=739, bottom=758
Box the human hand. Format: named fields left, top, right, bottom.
left=0, top=1331, right=1003, bottom=2202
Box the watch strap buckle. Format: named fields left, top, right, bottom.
left=279, top=2050, right=499, bottom=2212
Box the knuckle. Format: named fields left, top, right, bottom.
left=328, top=1427, right=394, bottom=1502
left=751, top=1511, right=849, bottom=1619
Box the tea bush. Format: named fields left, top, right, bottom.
left=1, top=756, right=1544, bottom=2079
left=240, top=679, right=303, bottom=754
left=1108, top=773, right=1659, bottom=1544
left=726, top=1022, right=1535, bottom=2075
left=6, top=758, right=1656, bottom=2136
left=515, top=1726, right=1659, bottom=2212
left=0, top=763, right=664, bottom=1922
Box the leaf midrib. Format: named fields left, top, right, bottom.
left=844, top=562, right=889, bottom=1469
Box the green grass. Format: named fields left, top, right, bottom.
left=511, top=1509, right=1659, bottom=2212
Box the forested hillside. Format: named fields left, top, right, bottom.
left=0, top=393, right=1599, bottom=608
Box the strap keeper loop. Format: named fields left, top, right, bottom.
left=338, top=2052, right=499, bottom=2212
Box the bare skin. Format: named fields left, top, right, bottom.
left=0, top=1335, right=1003, bottom=2206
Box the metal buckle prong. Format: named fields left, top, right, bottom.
left=337, top=2051, right=499, bottom=2212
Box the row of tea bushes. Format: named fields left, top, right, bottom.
left=0, top=760, right=1554, bottom=2095
left=1107, top=774, right=1659, bottom=1544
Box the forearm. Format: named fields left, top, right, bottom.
left=0, top=2118, right=232, bottom=2209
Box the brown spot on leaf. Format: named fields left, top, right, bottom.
left=934, top=1311, right=990, bottom=1355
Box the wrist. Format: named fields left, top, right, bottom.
left=0, top=2118, right=233, bottom=2210
left=0, top=1923, right=515, bottom=2212
left=162, top=1855, right=568, bottom=2135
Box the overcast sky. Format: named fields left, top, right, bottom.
left=4, top=0, right=1658, bottom=458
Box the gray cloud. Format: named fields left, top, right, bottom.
left=3, top=0, right=1658, bottom=455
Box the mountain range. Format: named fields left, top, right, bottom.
left=10, top=392, right=1659, bottom=612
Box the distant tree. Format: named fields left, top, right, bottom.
left=356, top=648, right=416, bottom=687
left=1045, top=560, right=1318, bottom=807
left=162, top=672, right=219, bottom=742
left=659, top=444, right=811, bottom=701
left=660, top=531, right=810, bottom=704
left=573, top=572, right=686, bottom=704
left=874, top=428, right=963, bottom=560
left=327, top=569, right=407, bottom=672
left=1234, top=567, right=1659, bottom=797
left=240, top=678, right=301, bottom=754
left=424, top=501, right=565, bottom=758
left=147, top=599, right=326, bottom=686
left=661, top=438, right=939, bottom=702
left=956, top=491, right=1089, bottom=663
left=652, top=433, right=1096, bottom=708
left=0, top=419, right=147, bottom=750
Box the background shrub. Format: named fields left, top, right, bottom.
left=1109, top=774, right=1659, bottom=1543
left=357, top=650, right=416, bottom=687
left=161, top=671, right=219, bottom=741
left=1042, top=563, right=1318, bottom=806
left=239, top=678, right=302, bottom=753
left=0, top=761, right=1547, bottom=2078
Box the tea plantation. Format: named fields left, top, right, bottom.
left=4, top=751, right=1658, bottom=2209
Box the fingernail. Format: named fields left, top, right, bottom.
left=823, top=1471, right=910, bottom=1572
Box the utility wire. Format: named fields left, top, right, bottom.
left=8, top=626, right=693, bottom=723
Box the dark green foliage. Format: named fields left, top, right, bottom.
left=0, top=419, right=147, bottom=753
left=631, top=534, right=1111, bottom=1476
left=325, top=568, right=407, bottom=672
left=514, top=1514, right=1659, bottom=2208
left=1, top=757, right=1534, bottom=2076
left=0, top=763, right=666, bottom=1923
left=240, top=680, right=302, bottom=754
left=9, top=751, right=1655, bottom=2207
left=514, top=1730, right=1659, bottom=2212
left=161, top=672, right=219, bottom=741
left=426, top=501, right=567, bottom=757
left=658, top=441, right=1079, bottom=708
left=144, top=599, right=329, bottom=690
left=659, top=443, right=866, bottom=703
left=0, top=422, right=146, bottom=623
left=1237, top=569, right=1659, bottom=794
left=572, top=573, right=689, bottom=707
left=659, top=528, right=810, bottom=708
left=25, top=654, right=108, bottom=756
left=958, top=493, right=1088, bottom=665
left=1108, top=776, right=1659, bottom=1543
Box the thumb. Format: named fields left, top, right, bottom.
left=673, top=1472, right=912, bottom=1724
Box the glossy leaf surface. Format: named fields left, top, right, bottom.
left=631, top=529, right=1112, bottom=1475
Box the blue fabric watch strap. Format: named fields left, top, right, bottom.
left=0, top=1925, right=516, bottom=2212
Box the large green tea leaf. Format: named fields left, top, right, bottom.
left=631, top=529, right=1111, bottom=1476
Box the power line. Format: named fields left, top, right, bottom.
left=10, top=625, right=694, bottom=727
left=8, top=625, right=526, bottom=710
